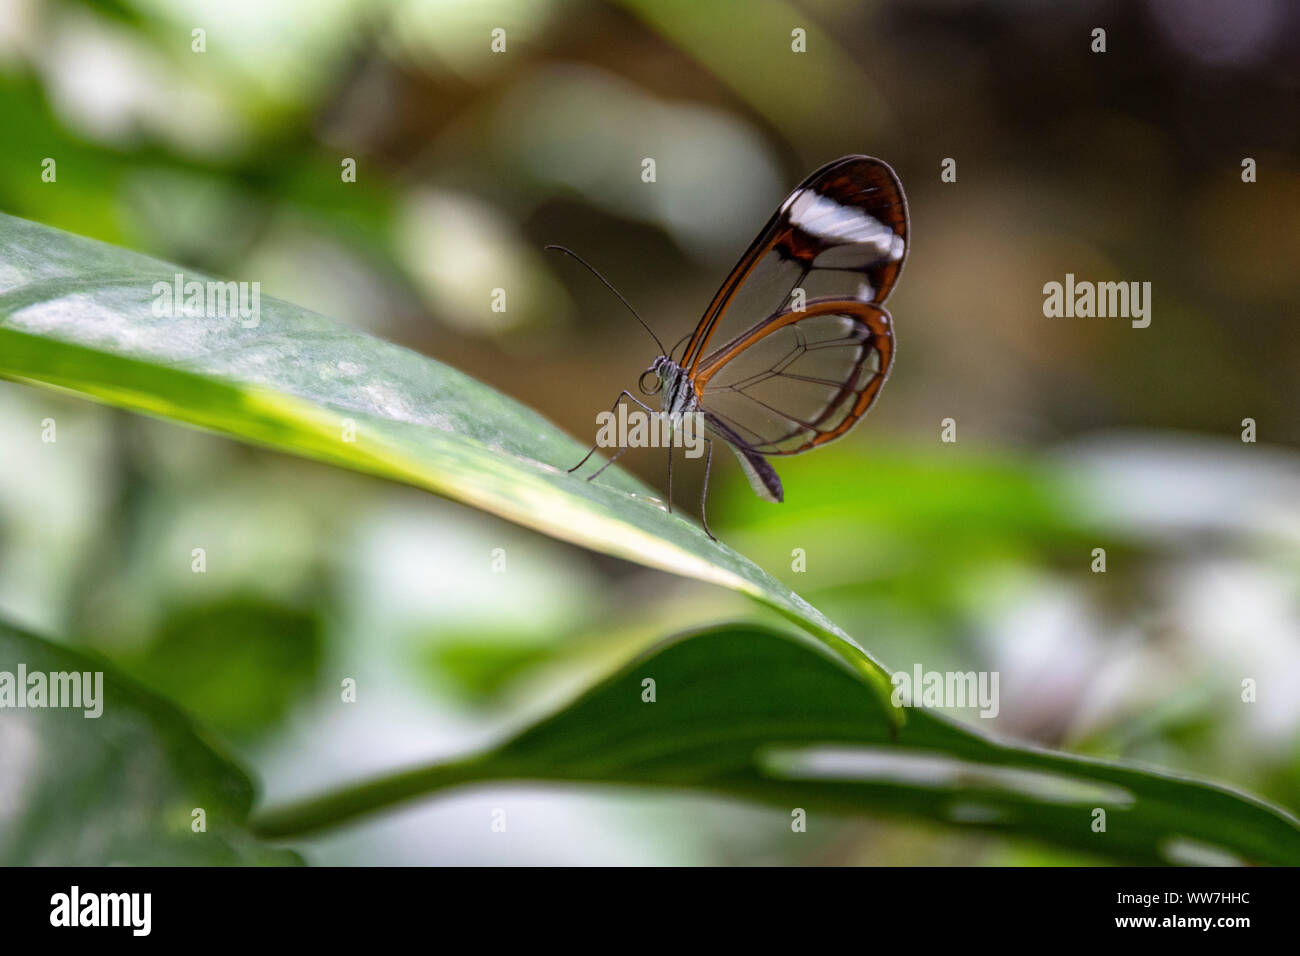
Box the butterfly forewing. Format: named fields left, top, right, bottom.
left=681, top=155, right=908, bottom=377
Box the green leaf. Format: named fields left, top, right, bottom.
left=0, top=211, right=894, bottom=713
left=0, top=619, right=300, bottom=865
left=253, top=624, right=1300, bottom=865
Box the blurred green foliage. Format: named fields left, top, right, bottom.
left=118, top=596, right=325, bottom=739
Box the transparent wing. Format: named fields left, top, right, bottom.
left=680, top=156, right=908, bottom=376
left=695, top=299, right=894, bottom=455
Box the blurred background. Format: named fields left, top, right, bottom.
left=1, top=0, right=1298, bottom=864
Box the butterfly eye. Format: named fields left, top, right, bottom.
left=638, top=368, right=661, bottom=395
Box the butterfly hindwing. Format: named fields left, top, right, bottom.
left=695, top=298, right=895, bottom=456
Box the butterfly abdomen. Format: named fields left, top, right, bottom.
left=730, top=442, right=784, bottom=503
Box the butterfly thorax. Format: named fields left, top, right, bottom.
left=653, top=356, right=698, bottom=418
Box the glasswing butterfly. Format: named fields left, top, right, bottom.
left=556, top=155, right=908, bottom=540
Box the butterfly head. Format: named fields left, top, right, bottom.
left=638, top=354, right=669, bottom=396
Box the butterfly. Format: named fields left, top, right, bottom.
left=555, top=155, right=908, bottom=540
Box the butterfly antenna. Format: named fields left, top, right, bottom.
left=545, top=244, right=668, bottom=355
left=668, top=331, right=692, bottom=362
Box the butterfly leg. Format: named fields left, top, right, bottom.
left=587, top=445, right=630, bottom=481
left=666, top=441, right=674, bottom=513
left=568, top=390, right=655, bottom=475
left=699, top=436, right=717, bottom=542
